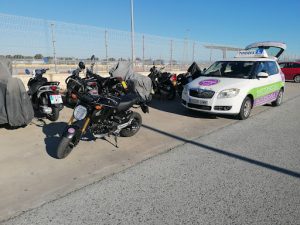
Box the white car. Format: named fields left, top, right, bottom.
left=182, top=41, right=286, bottom=120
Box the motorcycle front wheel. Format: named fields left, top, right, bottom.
left=56, top=137, right=74, bottom=159
left=120, top=112, right=142, bottom=137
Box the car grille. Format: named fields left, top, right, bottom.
left=189, top=89, right=215, bottom=99
left=187, top=103, right=211, bottom=111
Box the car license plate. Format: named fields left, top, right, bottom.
left=50, top=95, right=63, bottom=104
left=189, top=98, right=208, bottom=105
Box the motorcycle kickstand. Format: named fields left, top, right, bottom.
left=102, top=134, right=119, bottom=148
left=114, top=134, right=119, bottom=148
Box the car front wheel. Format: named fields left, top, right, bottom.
left=237, top=96, right=252, bottom=120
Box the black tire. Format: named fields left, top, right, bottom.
left=167, top=86, right=176, bottom=100
left=56, top=137, right=74, bottom=159
left=237, top=96, right=252, bottom=120
left=272, top=89, right=284, bottom=106
left=120, top=112, right=142, bottom=137
left=47, top=107, right=59, bottom=121
left=294, top=75, right=300, bottom=83
left=177, top=85, right=183, bottom=98
left=65, top=92, right=77, bottom=107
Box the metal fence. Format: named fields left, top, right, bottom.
left=0, top=13, right=299, bottom=75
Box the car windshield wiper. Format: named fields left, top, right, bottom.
left=203, top=74, right=222, bottom=77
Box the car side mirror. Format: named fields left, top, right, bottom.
left=257, top=72, right=269, bottom=78
left=203, top=68, right=207, bottom=72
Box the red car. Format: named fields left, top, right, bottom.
left=279, top=61, right=300, bottom=82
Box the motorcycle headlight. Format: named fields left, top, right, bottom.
left=217, top=88, right=240, bottom=99
left=73, top=105, right=87, bottom=120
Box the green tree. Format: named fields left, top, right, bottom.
left=34, top=54, right=43, bottom=59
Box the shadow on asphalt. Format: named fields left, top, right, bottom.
left=42, top=122, right=68, bottom=158
left=0, top=124, right=27, bottom=130
left=142, top=124, right=300, bottom=179
left=40, top=121, right=115, bottom=158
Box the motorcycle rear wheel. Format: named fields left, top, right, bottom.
left=65, top=92, right=77, bottom=107
left=120, top=112, right=142, bottom=137
left=47, top=107, right=59, bottom=121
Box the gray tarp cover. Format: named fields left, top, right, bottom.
left=109, top=61, right=152, bottom=102
left=0, top=59, right=34, bottom=126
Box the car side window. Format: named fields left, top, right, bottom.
left=266, top=61, right=279, bottom=75
left=293, top=63, right=300, bottom=68
left=255, top=62, right=268, bottom=74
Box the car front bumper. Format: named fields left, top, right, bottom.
left=181, top=91, right=244, bottom=115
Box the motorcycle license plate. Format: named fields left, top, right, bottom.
left=50, top=95, right=63, bottom=104
left=189, top=98, right=208, bottom=105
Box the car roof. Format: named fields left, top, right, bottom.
left=220, top=57, right=277, bottom=62
left=279, top=61, right=300, bottom=64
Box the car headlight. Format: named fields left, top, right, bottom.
left=73, top=105, right=87, bottom=120
left=182, top=85, right=188, bottom=95
left=217, top=88, right=240, bottom=98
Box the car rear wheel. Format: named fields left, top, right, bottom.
left=272, top=89, right=283, bottom=106
left=294, top=75, right=300, bottom=83
left=237, top=96, right=252, bottom=120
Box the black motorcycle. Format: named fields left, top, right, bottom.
left=26, top=68, right=63, bottom=121
left=65, top=57, right=128, bottom=106
left=148, top=66, right=177, bottom=100
left=55, top=81, right=149, bottom=159
left=65, top=61, right=99, bottom=107
left=176, top=62, right=202, bottom=97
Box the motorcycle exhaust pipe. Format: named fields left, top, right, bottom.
left=41, top=106, right=52, bottom=114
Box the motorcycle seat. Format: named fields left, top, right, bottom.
left=45, top=81, right=60, bottom=86
left=117, top=93, right=138, bottom=112
left=28, top=77, right=48, bottom=95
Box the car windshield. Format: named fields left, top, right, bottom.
left=203, top=61, right=255, bottom=79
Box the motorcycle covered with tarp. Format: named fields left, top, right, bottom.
left=109, top=61, right=152, bottom=103
left=176, top=62, right=202, bottom=97
left=0, top=58, right=34, bottom=127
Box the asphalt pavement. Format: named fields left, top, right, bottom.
left=2, top=86, right=299, bottom=225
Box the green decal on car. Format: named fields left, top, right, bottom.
left=248, top=81, right=284, bottom=99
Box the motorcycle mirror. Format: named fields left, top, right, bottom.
left=25, top=69, right=31, bottom=75
left=79, top=61, right=86, bottom=70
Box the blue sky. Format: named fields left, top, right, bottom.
left=1, top=0, right=300, bottom=56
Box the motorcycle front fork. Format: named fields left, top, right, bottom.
left=68, top=115, right=91, bottom=134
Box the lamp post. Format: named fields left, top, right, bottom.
left=50, top=23, right=57, bottom=73
left=130, top=0, right=135, bottom=68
